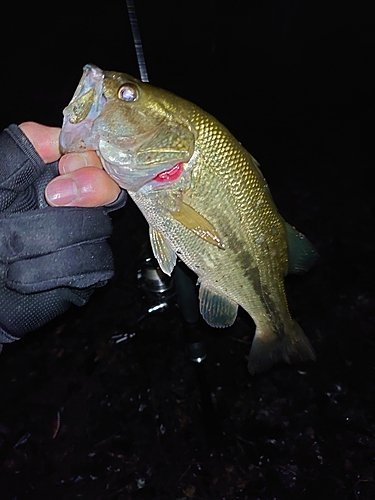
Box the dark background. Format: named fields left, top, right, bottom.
left=1, top=1, right=374, bottom=499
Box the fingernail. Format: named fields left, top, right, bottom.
left=60, top=153, right=88, bottom=173
left=45, top=177, right=78, bottom=206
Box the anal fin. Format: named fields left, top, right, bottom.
left=199, top=283, right=238, bottom=328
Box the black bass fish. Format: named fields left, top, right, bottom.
left=60, top=64, right=317, bottom=374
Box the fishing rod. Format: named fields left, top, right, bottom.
left=125, top=0, right=149, bottom=83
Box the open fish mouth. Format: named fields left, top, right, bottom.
left=59, top=65, right=106, bottom=154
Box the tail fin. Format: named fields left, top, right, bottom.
left=247, top=321, right=316, bottom=375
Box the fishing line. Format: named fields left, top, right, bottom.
left=126, top=0, right=149, bottom=82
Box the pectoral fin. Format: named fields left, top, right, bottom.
left=170, top=201, right=225, bottom=249
left=285, top=222, right=318, bottom=275
left=199, top=283, right=238, bottom=327
left=149, top=227, right=177, bottom=276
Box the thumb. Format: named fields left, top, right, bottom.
left=45, top=167, right=121, bottom=207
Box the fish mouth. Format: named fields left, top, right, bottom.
left=59, top=64, right=106, bottom=154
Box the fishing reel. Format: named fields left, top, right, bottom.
left=110, top=255, right=207, bottom=363
left=136, top=256, right=176, bottom=317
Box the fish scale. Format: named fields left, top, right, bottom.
left=131, top=106, right=287, bottom=319
left=60, top=64, right=317, bottom=374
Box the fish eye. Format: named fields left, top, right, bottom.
left=118, top=84, right=139, bottom=102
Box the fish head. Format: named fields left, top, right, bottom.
left=60, top=64, right=196, bottom=192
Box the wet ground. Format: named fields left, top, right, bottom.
left=1, top=1, right=374, bottom=499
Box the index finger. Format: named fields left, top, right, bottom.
left=19, top=122, right=61, bottom=163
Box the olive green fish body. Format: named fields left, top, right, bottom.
left=60, top=64, right=317, bottom=373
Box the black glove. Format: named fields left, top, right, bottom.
left=0, top=124, right=127, bottom=344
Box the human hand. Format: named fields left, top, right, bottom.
left=0, top=123, right=126, bottom=344
left=19, top=122, right=121, bottom=207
